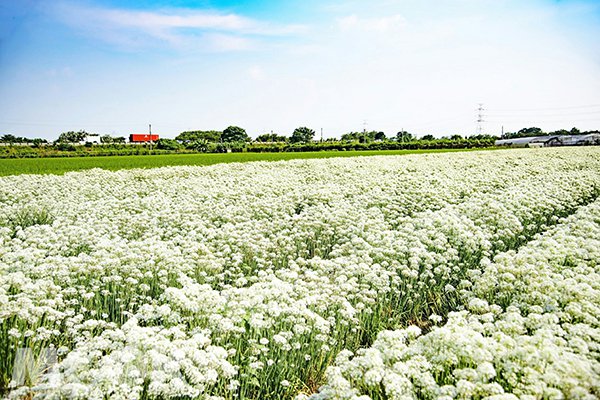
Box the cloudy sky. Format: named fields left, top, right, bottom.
left=1, top=0, right=599, bottom=140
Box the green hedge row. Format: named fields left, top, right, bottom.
left=0, top=139, right=495, bottom=159
left=245, top=139, right=495, bottom=153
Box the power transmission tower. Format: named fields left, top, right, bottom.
left=363, top=120, right=368, bottom=133
left=476, top=104, right=485, bottom=135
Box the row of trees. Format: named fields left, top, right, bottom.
left=56, top=130, right=127, bottom=144
left=1, top=131, right=127, bottom=145
left=0, top=134, right=48, bottom=146
left=3, top=126, right=597, bottom=149
left=340, top=131, right=447, bottom=142
left=175, top=126, right=317, bottom=145
left=0, top=126, right=499, bottom=158
left=99, top=135, right=126, bottom=144
left=171, top=127, right=497, bottom=150
left=169, top=126, right=318, bottom=150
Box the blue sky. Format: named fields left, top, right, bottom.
left=1, top=0, right=599, bottom=140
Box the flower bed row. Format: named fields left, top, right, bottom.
left=311, top=198, right=600, bottom=399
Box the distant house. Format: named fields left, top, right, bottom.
left=130, top=134, right=159, bottom=143
left=495, top=134, right=600, bottom=148
left=79, top=134, right=101, bottom=145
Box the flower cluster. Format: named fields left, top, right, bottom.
left=312, top=186, right=600, bottom=399
left=1, top=147, right=599, bottom=399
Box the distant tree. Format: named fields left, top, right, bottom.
left=502, top=127, right=543, bottom=139
left=31, top=138, right=48, bottom=147
left=57, top=130, right=88, bottom=143
left=0, top=134, right=18, bottom=144
left=1, top=135, right=48, bottom=145
left=469, top=134, right=498, bottom=141
left=221, top=126, right=249, bottom=143
left=156, top=138, right=183, bottom=150
left=570, top=127, right=580, bottom=135
left=290, top=127, right=315, bottom=143
left=374, top=131, right=386, bottom=141
left=188, top=139, right=209, bottom=152
left=341, top=132, right=360, bottom=142
left=100, top=135, right=113, bottom=144
left=341, top=131, right=377, bottom=143
left=363, top=131, right=376, bottom=143
left=396, top=131, right=414, bottom=142
left=99, top=135, right=126, bottom=144
left=176, top=130, right=222, bottom=144
left=273, top=133, right=288, bottom=142
left=255, top=134, right=269, bottom=142
left=517, top=127, right=544, bottom=137
left=450, top=134, right=463, bottom=140
left=256, top=133, right=288, bottom=143
left=420, top=134, right=435, bottom=141
left=548, top=129, right=569, bottom=136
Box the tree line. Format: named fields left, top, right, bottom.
left=169, top=126, right=496, bottom=148
left=0, top=125, right=597, bottom=158
left=2, top=125, right=596, bottom=147
left=0, top=134, right=48, bottom=146
left=0, top=131, right=127, bottom=145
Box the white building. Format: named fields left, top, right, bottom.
left=495, top=134, right=600, bottom=147
left=80, top=134, right=101, bottom=145
left=495, top=136, right=557, bottom=147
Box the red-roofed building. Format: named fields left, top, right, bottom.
left=130, top=134, right=159, bottom=143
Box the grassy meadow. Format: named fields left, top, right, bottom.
left=0, top=148, right=496, bottom=176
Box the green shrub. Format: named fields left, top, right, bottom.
left=156, top=139, right=183, bottom=151
left=3, top=207, right=54, bottom=237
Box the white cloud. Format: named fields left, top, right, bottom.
left=337, top=14, right=407, bottom=33
left=248, top=66, right=265, bottom=81
left=204, top=33, right=255, bottom=52
left=44, top=66, right=73, bottom=78
left=48, top=2, right=305, bottom=51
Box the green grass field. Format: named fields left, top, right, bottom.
left=0, top=148, right=496, bottom=176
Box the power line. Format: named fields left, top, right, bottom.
left=406, top=116, right=467, bottom=130
left=484, top=104, right=600, bottom=130
left=487, top=110, right=600, bottom=117
left=487, top=116, right=600, bottom=123
left=491, top=103, right=600, bottom=112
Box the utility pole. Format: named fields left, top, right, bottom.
left=149, top=124, right=152, bottom=154
left=501, top=125, right=504, bottom=139
left=363, top=120, right=367, bottom=134
left=320, top=128, right=323, bottom=142
left=476, top=104, right=485, bottom=135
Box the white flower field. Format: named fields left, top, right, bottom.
left=1, top=147, right=599, bottom=399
